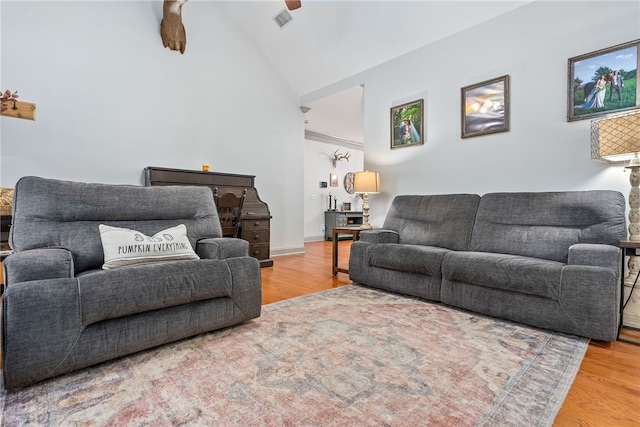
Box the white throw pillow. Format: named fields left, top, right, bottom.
left=99, top=224, right=200, bottom=269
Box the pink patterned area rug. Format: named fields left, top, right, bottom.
left=1, top=285, right=588, bottom=426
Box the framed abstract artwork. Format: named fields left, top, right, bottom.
left=567, top=39, right=640, bottom=121
left=391, top=99, right=424, bottom=149
left=461, top=75, right=510, bottom=139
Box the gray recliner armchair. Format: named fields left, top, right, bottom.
left=2, top=176, right=262, bottom=390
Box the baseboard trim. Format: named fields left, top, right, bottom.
left=270, top=246, right=306, bottom=257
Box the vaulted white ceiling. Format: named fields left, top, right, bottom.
left=217, top=0, right=532, bottom=143
left=218, top=0, right=532, bottom=95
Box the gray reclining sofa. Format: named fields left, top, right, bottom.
left=349, top=191, right=626, bottom=341
left=2, top=176, right=262, bottom=390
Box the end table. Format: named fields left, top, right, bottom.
left=619, top=240, right=640, bottom=345
left=332, top=226, right=362, bottom=275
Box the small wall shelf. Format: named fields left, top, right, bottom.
left=1, top=100, right=36, bottom=121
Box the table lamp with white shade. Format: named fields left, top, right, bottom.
left=354, top=171, right=380, bottom=229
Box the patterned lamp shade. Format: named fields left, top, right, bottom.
left=591, top=111, right=640, bottom=164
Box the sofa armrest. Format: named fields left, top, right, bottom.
left=3, top=248, right=74, bottom=287
left=568, top=243, right=619, bottom=272
left=196, top=237, right=250, bottom=260
left=359, top=229, right=399, bottom=244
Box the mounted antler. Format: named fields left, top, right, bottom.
left=161, top=0, right=187, bottom=54
left=331, top=150, right=351, bottom=168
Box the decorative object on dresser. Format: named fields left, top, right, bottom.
left=144, top=167, right=273, bottom=267
left=353, top=171, right=380, bottom=229
left=325, top=210, right=363, bottom=240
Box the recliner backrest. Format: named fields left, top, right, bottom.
left=383, top=194, right=481, bottom=251
left=470, top=191, right=626, bottom=263
left=9, top=176, right=221, bottom=273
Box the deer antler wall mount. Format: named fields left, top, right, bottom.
left=330, top=150, right=351, bottom=168
left=159, top=0, right=300, bottom=54
left=161, top=0, right=187, bottom=54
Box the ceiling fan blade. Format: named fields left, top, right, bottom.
left=285, top=0, right=301, bottom=11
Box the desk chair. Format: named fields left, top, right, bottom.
left=214, top=187, right=246, bottom=238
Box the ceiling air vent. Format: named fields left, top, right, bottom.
left=274, top=8, right=293, bottom=29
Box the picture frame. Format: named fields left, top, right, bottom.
left=461, top=75, right=510, bottom=139
left=329, top=173, right=338, bottom=187
left=390, top=99, right=424, bottom=149
left=567, top=39, right=639, bottom=122
left=342, top=202, right=351, bottom=211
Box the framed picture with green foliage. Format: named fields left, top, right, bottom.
left=567, top=39, right=639, bottom=122
left=391, top=99, right=424, bottom=149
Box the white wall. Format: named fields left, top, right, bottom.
left=302, top=1, right=640, bottom=228
left=4, top=1, right=640, bottom=251
left=304, top=138, right=364, bottom=241
left=0, top=1, right=305, bottom=254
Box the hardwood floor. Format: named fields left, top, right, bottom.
left=263, top=241, right=640, bottom=426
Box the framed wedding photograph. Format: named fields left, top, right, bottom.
left=567, top=39, right=639, bottom=122
left=461, top=75, right=510, bottom=139
left=391, top=99, right=424, bottom=149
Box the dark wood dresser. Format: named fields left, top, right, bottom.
left=144, top=167, right=273, bottom=267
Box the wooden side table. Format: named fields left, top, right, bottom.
left=619, top=240, right=640, bottom=345
left=332, top=226, right=362, bottom=275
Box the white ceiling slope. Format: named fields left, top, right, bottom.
left=304, top=85, right=365, bottom=145
left=217, top=0, right=533, bottom=96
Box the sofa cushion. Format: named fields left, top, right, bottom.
left=368, top=243, right=451, bottom=276
left=470, top=191, right=626, bottom=263
left=78, top=259, right=233, bottom=327
left=442, top=251, right=564, bottom=300
left=382, top=194, right=481, bottom=251
left=99, top=224, right=199, bottom=269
